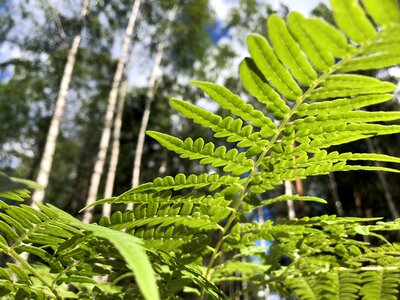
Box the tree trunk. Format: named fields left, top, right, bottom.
left=366, top=139, right=400, bottom=219
left=102, top=76, right=128, bottom=218
left=82, top=0, right=141, bottom=223
left=285, top=180, right=296, bottom=219
left=258, top=206, right=269, bottom=300
left=31, top=0, right=90, bottom=205
left=127, top=5, right=178, bottom=211
left=129, top=41, right=164, bottom=188
left=328, top=173, right=344, bottom=216
left=295, top=178, right=305, bottom=217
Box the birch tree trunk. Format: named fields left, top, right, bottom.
left=128, top=5, right=178, bottom=210
left=366, top=139, right=400, bottom=219
left=31, top=0, right=90, bottom=205
left=102, top=76, right=128, bottom=218
left=129, top=42, right=164, bottom=187
left=258, top=206, right=269, bottom=300
left=82, top=0, right=141, bottom=223
left=285, top=180, right=296, bottom=219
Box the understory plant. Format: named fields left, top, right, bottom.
left=1, top=0, right=400, bottom=299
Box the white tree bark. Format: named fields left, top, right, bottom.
left=82, top=0, right=141, bottom=223
left=127, top=5, right=178, bottom=211
left=257, top=206, right=269, bottom=300
left=285, top=180, right=296, bottom=219
left=102, top=76, right=128, bottom=218
left=31, top=0, right=90, bottom=205
left=130, top=42, right=164, bottom=187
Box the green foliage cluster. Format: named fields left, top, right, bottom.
left=1, top=0, right=400, bottom=299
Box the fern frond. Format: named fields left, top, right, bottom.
left=338, top=51, right=400, bottom=72
left=287, top=12, right=334, bottom=71
left=0, top=172, right=40, bottom=201
left=192, top=81, right=277, bottom=132
left=247, top=33, right=302, bottom=100
left=147, top=131, right=254, bottom=175
left=296, top=94, right=394, bottom=116
left=240, top=58, right=290, bottom=120
left=260, top=194, right=327, bottom=206
left=268, top=14, right=318, bottom=86
left=361, top=0, right=400, bottom=25
left=133, top=225, right=208, bottom=253
left=331, top=0, right=377, bottom=43
left=255, top=151, right=400, bottom=192
left=316, top=270, right=361, bottom=300
left=360, top=270, right=400, bottom=300
left=285, top=276, right=319, bottom=300
left=302, top=17, right=353, bottom=57
left=126, top=173, right=242, bottom=193
left=170, top=98, right=267, bottom=149
left=99, top=198, right=229, bottom=232
left=0, top=202, right=159, bottom=300
left=106, top=1, right=400, bottom=298
left=307, top=74, right=396, bottom=100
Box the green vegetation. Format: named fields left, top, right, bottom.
left=1, top=0, right=400, bottom=299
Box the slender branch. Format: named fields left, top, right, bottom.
left=45, top=0, right=68, bottom=48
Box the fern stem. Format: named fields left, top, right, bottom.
left=51, top=260, right=80, bottom=287
left=0, top=245, right=62, bottom=300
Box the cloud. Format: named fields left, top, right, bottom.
left=211, top=0, right=330, bottom=22
left=210, top=0, right=236, bottom=21
left=277, top=0, right=329, bottom=16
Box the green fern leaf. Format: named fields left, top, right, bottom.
left=147, top=131, right=254, bottom=175
left=170, top=98, right=265, bottom=148
left=315, top=270, right=361, bottom=299
left=339, top=52, right=400, bottom=72
left=247, top=33, right=303, bottom=101
left=303, top=17, right=353, bottom=57
left=109, top=208, right=223, bottom=231
left=361, top=0, right=400, bottom=25
left=286, top=276, right=319, bottom=300
left=287, top=12, right=334, bottom=71
left=296, top=94, right=393, bottom=116
left=268, top=14, right=317, bottom=85
left=293, top=112, right=400, bottom=129
left=52, top=205, right=160, bottom=300
left=260, top=194, right=327, bottom=206
left=0, top=220, right=19, bottom=241
left=360, top=270, right=400, bottom=300
left=330, top=0, right=376, bottom=43
left=124, top=173, right=242, bottom=193
left=239, top=58, right=290, bottom=120
left=6, top=263, right=31, bottom=284
left=307, top=75, right=396, bottom=100
left=95, top=3, right=400, bottom=298
left=191, top=81, right=277, bottom=132
left=0, top=213, right=26, bottom=235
